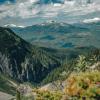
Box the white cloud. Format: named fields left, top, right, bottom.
left=65, top=1, right=75, bottom=6
left=43, top=12, right=58, bottom=18
left=53, top=3, right=62, bottom=7
left=83, top=17, right=100, bottom=23
left=0, top=0, right=100, bottom=25
left=29, top=0, right=37, bottom=3
left=0, top=0, right=39, bottom=19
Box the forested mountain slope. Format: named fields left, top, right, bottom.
left=0, top=27, right=61, bottom=83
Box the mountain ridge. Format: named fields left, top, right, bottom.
left=0, top=27, right=62, bottom=83
left=11, top=21, right=100, bottom=48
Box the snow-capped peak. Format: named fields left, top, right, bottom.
left=4, top=24, right=25, bottom=28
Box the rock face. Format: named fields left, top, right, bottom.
left=0, top=27, right=61, bottom=83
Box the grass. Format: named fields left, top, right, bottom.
left=0, top=74, right=17, bottom=95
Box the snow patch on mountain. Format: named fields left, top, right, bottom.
left=4, top=24, right=25, bottom=28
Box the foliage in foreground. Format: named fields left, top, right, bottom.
left=32, top=89, right=62, bottom=100
left=64, top=70, right=100, bottom=100
left=16, top=70, right=100, bottom=100
left=15, top=54, right=100, bottom=100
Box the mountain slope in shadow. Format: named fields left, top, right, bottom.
left=0, top=27, right=61, bottom=83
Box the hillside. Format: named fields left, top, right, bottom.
left=0, top=27, right=61, bottom=83
left=0, top=26, right=100, bottom=100
left=15, top=62, right=100, bottom=100
left=0, top=74, right=17, bottom=95
left=35, top=70, right=100, bottom=100
left=1, top=27, right=100, bottom=84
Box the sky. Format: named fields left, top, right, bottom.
left=0, top=0, right=100, bottom=26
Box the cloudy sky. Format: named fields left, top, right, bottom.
left=0, top=0, right=100, bottom=26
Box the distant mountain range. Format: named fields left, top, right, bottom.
left=10, top=21, right=100, bottom=48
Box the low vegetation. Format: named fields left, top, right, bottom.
left=64, top=70, right=100, bottom=100
left=32, top=89, right=62, bottom=100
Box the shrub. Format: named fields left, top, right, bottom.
left=64, top=70, right=100, bottom=99
left=33, top=89, right=62, bottom=100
